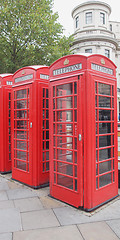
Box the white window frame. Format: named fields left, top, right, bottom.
left=100, top=12, right=105, bottom=25
left=75, top=16, right=79, bottom=28
left=85, top=49, right=92, bottom=53
left=85, top=12, right=92, bottom=24
left=105, top=49, right=110, bottom=59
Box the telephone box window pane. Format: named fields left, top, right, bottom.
left=57, top=123, right=73, bottom=135
left=46, top=89, right=48, bottom=98
left=75, top=152, right=77, bottom=163
left=17, top=120, right=27, bottom=129
left=46, top=110, right=49, bottom=118
left=57, top=149, right=73, bottom=162
left=57, top=174, right=73, bottom=190
left=96, top=164, right=98, bottom=175
left=46, top=162, right=49, bottom=171
left=96, top=123, right=98, bottom=134
left=17, top=141, right=27, bottom=150
left=99, top=173, right=112, bottom=187
left=74, top=82, right=77, bottom=94
left=98, top=83, right=111, bottom=95
left=74, top=96, right=77, bottom=108
left=16, top=161, right=26, bottom=171
left=46, top=99, right=49, bottom=108
left=99, top=160, right=111, bottom=174
left=58, top=162, right=73, bottom=176
left=17, top=100, right=27, bottom=109
left=57, top=83, right=73, bottom=96
left=96, top=150, right=98, bottom=162
left=99, top=123, right=111, bottom=134
left=99, top=110, right=111, bottom=121
left=53, top=99, right=55, bottom=109
left=43, top=99, right=45, bottom=108
left=99, top=148, right=111, bottom=161
left=46, top=120, right=49, bottom=129
left=95, top=96, right=97, bottom=107
left=57, top=136, right=73, bottom=149
left=99, top=96, right=111, bottom=108
left=46, top=152, right=49, bottom=160
left=113, top=172, right=115, bottom=182
left=99, top=135, right=111, bottom=148
left=75, top=138, right=77, bottom=149
left=16, top=89, right=27, bottom=99
left=17, top=131, right=27, bottom=139
left=75, top=165, right=77, bottom=177
left=74, top=110, right=77, bottom=122
left=43, top=88, right=45, bottom=97
left=17, top=110, right=27, bottom=119
left=96, top=137, right=98, bottom=148
left=57, top=111, right=73, bottom=122
left=57, top=97, right=73, bottom=109
left=17, top=150, right=27, bottom=160
left=75, top=180, right=77, bottom=191
left=46, top=131, right=49, bottom=139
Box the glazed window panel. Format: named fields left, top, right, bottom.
left=42, top=88, right=49, bottom=172
left=14, top=88, right=29, bottom=172
left=53, top=81, right=78, bottom=192
left=95, top=82, right=115, bottom=189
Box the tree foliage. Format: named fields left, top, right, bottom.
left=0, top=0, right=72, bottom=73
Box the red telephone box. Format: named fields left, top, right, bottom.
left=12, top=65, right=49, bottom=188
left=49, top=54, right=118, bottom=211
left=0, top=74, right=13, bottom=173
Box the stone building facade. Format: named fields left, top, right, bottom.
left=71, top=1, right=120, bottom=117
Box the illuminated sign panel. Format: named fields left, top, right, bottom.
left=15, top=74, right=33, bottom=83
left=40, top=74, right=49, bottom=80
left=53, top=63, right=82, bottom=76
left=6, top=81, right=12, bottom=85
left=91, top=63, right=113, bottom=75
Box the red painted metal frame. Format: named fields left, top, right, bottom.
left=12, top=66, right=49, bottom=188
left=49, top=54, right=118, bottom=210
left=0, top=74, right=13, bottom=173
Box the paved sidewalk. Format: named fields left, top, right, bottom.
left=0, top=173, right=120, bottom=240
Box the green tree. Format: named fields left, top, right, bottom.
left=0, top=0, right=72, bottom=73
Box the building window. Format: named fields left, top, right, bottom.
left=110, top=24, right=112, bottom=31
left=85, top=49, right=92, bottom=53
left=100, top=12, right=105, bottom=25
left=75, top=16, right=79, bottom=28
left=85, top=12, right=92, bottom=24
left=105, top=49, right=110, bottom=58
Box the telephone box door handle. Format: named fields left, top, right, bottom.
left=79, top=134, right=82, bottom=141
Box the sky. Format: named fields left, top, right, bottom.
left=52, top=0, right=120, bottom=36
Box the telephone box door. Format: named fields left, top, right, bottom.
left=50, top=76, right=83, bottom=207
left=12, top=85, right=32, bottom=185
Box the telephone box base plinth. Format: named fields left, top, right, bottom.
left=12, top=178, right=49, bottom=189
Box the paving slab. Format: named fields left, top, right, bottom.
left=14, top=197, right=44, bottom=212
left=7, top=181, right=24, bottom=190
left=35, top=187, right=50, bottom=197
left=0, top=200, right=14, bottom=209
left=40, top=196, right=67, bottom=209
left=107, top=219, right=120, bottom=239
left=7, top=188, right=38, bottom=200
left=53, top=207, right=89, bottom=225
left=0, top=181, right=9, bottom=191
left=0, top=208, right=22, bottom=233
left=0, top=233, right=12, bottom=240
left=13, top=225, right=83, bottom=240
left=78, top=221, right=119, bottom=240
left=21, top=209, right=60, bottom=230
left=0, top=191, right=8, bottom=201
left=53, top=199, right=120, bottom=225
